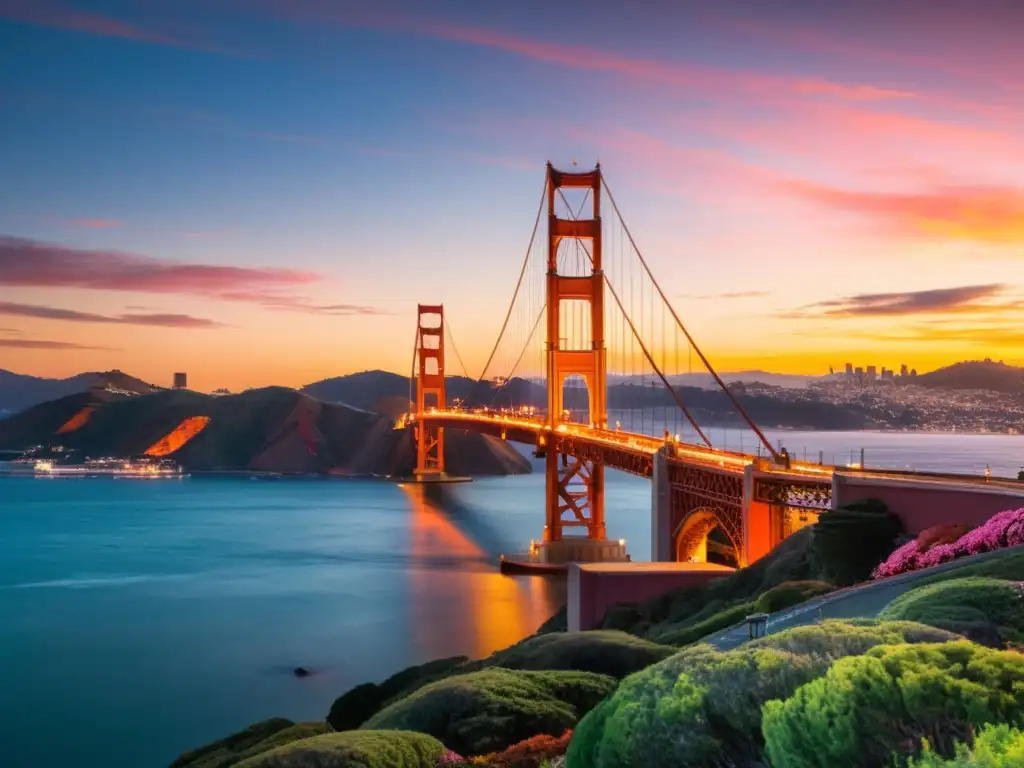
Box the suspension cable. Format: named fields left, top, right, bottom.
left=476, top=174, right=547, bottom=384
left=445, top=321, right=469, bottom=380
left=562, top=221, right=711, bottom=447
left=408, top=321, right=418, bottom=417
left=488, top=306, right=546, bottom=408
left=602, top=177, right=778, bottom=460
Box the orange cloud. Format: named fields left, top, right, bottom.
left=0, top=338, right=111, bottom=350
left=845, top=324, right=1024, bottom=347
left=0, top=301, right=224, bottom=328
left=781, top=181, right=1024, bottom=243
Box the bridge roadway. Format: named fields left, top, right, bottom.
left=409, top=410, right=1024, bottom=495
left=409, top=409, right=834, bottom=482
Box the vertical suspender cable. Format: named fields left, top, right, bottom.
left=602, top=177, right=778, bottom=461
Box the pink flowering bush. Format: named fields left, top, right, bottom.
left=439, top=750, right=466, bottom=764
left=872, top=508, right=1024, bottom=580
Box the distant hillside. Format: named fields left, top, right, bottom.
left=662, top=371, right=818, bottom=389
left=916, top=361, right=1024, bottom=394
left=0, top=368, right=156, bottom=414
left=304, top=371, right=869, bottom=430
left=302, top=371, right=531, bottom=412
left=0, top=387, right=530, bottom=476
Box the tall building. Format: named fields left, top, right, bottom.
left=845, top=362, right=853, bottom=378
left=866, top=365, right=877, bottom=382
left=173, top=372, right=187, bottom=390
left=900, top=364, right=909, bottom=378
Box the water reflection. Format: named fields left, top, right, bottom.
left=402, top=484, right=563, bottom=660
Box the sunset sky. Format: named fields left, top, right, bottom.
left=2, top=0, right=1023, bottom=392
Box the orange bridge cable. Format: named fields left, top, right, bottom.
left=601, top=177, right=779, bottom=461
left=487, top=305, right=546, bottom=409
left=475, top=175, right=547, bottom=385
left=409, top=321, right=419, bottom=416
left=573, top=237, right=708, bottom=448
left=445, top=322, right=470, bottom=380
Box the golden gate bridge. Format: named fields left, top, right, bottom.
left=399, top=163, right=1021, bottom=572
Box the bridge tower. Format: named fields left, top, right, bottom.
left=415, top=304, right=446, bottom=478
left=537, top=163, right=623, bottom=563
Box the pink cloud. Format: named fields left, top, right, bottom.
left=259, top=2, right=911, bottom=103
left=570, top=126, right=783, bottom=198
left=781, top=181, right=1024, bottom=243
left=718, top=16, right=1024, bottom=93
left=686, top=101, right=1008, bottom=152
left=68, top=218, right=124, bottom=229
left=0, top=0, right=248, bottom=56
left=0, top=235, right=318, bottom=296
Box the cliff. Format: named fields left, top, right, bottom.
left=0, top=387, right=531, bottom=476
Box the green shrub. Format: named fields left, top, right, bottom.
left=809, top=497, right=903, bottom=586
left=469, top=630, right=674, bottom=680
left=880, top=577, right=1024, bottom=647
left=748, top=619, right=959, bottom=660
left=566, top=620, right=949, bottom=768
left=652, top=601, right=755, bottom=646
left=234, top=730, right=447, bottom=768
left=170, top=718, right=304, bottom=768
left=755, top=580, right=834, bottom=613
left=910, top=723, right=1024, bottom=766
left=762, top=641, right=1024, bottom=767
left=917, top=550, right=1024, bottom=587
left=326, top=655, right=468, bottom=731
left=231, top=723, right=332, bottom=764
left=362, top=667, right=615, bottom=757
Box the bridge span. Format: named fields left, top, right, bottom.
left=402, top=163, right=1020, bottom=571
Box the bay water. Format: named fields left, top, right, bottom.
left=2, top=430, right=1022, bottom=768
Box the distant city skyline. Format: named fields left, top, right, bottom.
left=2, top=0, right=1023, bottom=392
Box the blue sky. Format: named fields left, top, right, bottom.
left=2, top=0, right=1023, bottom=390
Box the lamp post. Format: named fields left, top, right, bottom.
left=746, top=612, right=769, bottom=640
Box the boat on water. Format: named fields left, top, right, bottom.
left=1, top=457, right=186, bottom=478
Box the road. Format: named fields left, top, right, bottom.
left=706, top=544, right=1024, bottom=651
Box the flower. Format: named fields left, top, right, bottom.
left=872, top=507, right=1024, bottom=580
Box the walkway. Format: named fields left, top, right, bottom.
left=706, top=544, right=1024, bottom=651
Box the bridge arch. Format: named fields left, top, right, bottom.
left=674, top=507, right=742, bottom=566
